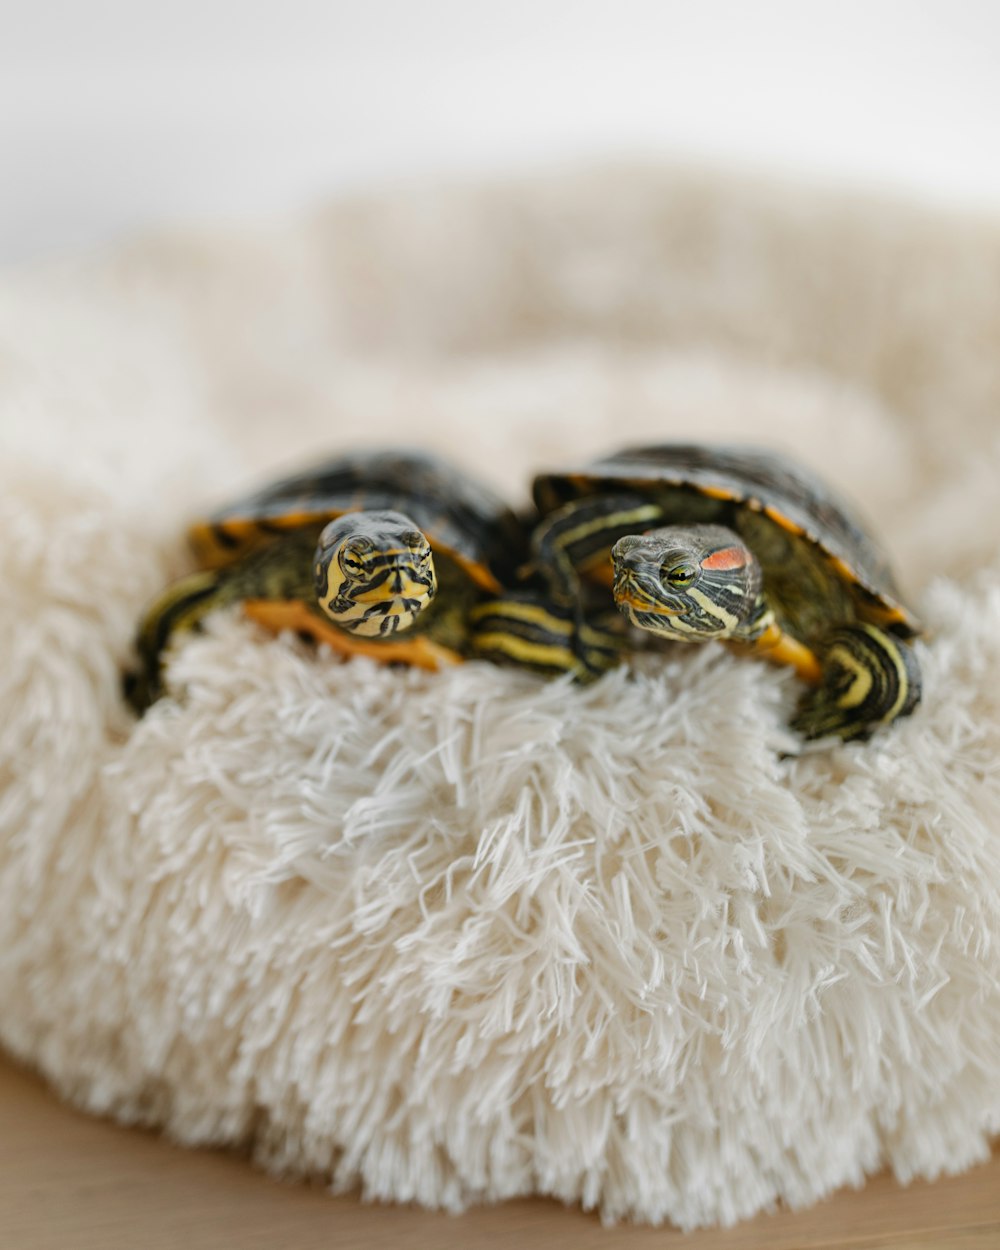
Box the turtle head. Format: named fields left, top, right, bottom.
left=314, top=510, right=437, bottom=637
left=611, top=524, right=762, bottom=642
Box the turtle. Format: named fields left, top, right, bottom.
left=126, top=449, right=616, bottom=712
left=528, top=443, right=922, bottom=742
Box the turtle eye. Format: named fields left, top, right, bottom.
left=339, top=538, right=373, bottom=573
left=665, top=562, right=697, bottom=587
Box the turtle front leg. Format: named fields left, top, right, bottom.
left=530, top=494, right=667, bottom=602
left=467, top=594, right=624, bottom=681
left=791, top=624, right=921, bottom=742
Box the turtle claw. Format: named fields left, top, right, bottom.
left=790, top=696, right=874, bottom=743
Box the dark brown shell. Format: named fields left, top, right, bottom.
left=188, top=450, right=528, bottom=593
left=533, top=443, right=920, bottom=636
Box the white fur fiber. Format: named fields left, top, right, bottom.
left=2, top=167, right=1000, bottom=1228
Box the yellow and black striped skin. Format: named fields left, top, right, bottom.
left=127, top=569, right=223, bottom=710
left=313, top=510, right=437, bottom=639
left=788, top=623, right=921, bottom=742
left=469, top=597, right=622, bottom=679
left=531, top=443, right=923, bottom=741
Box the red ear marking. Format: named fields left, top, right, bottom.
left=700, top=546, right=748, bottom=571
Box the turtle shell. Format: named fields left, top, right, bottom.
left=533, top=443, right=920, bottom=636
left=188, top=449, right=527, bottom=594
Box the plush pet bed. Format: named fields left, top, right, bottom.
left=1, top=167, right=999, bottom=1229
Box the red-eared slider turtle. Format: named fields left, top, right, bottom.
left=127, top=450, right=615, bottom=711
left=530, top=443, right=921, bottom=741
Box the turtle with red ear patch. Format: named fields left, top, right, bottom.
left=613, top=525, right=765, bottom=640
left=529, top=444, right=922, bottom=742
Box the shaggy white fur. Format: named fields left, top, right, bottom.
left=1, top=167, right=1000, bottom=1229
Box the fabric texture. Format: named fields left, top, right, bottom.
left=1, top=166, right=999, bottom=1228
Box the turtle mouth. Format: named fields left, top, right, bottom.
left=319, top=557, right=437, bottom=637
left=616, top=589, right=683, bottom=616
left=612, top=582, right=685, bottom=622
left=342, top=601, right=425, bottom=638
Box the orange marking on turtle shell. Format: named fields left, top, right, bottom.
left=269, top=509, right=322, bottom=530
left=829, top=553, right=860, bottom=584
left=190, top=508, right=500, bottom=593
left=435, top=544, right=501, bottom=593
left=695, top=483, right=739, bottom=501
left=188, top=519, right=258, bottom=568
left=763, top=504, right=805, bottom=535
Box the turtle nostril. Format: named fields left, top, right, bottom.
left=613, top=573, right=638, bottom=604
left=612, top=535, right=646, bottom=566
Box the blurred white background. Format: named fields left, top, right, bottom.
left=2, top=0, right=999, bottom=263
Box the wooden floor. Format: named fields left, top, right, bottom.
left=0, top=1057, right=996, bottom=1250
